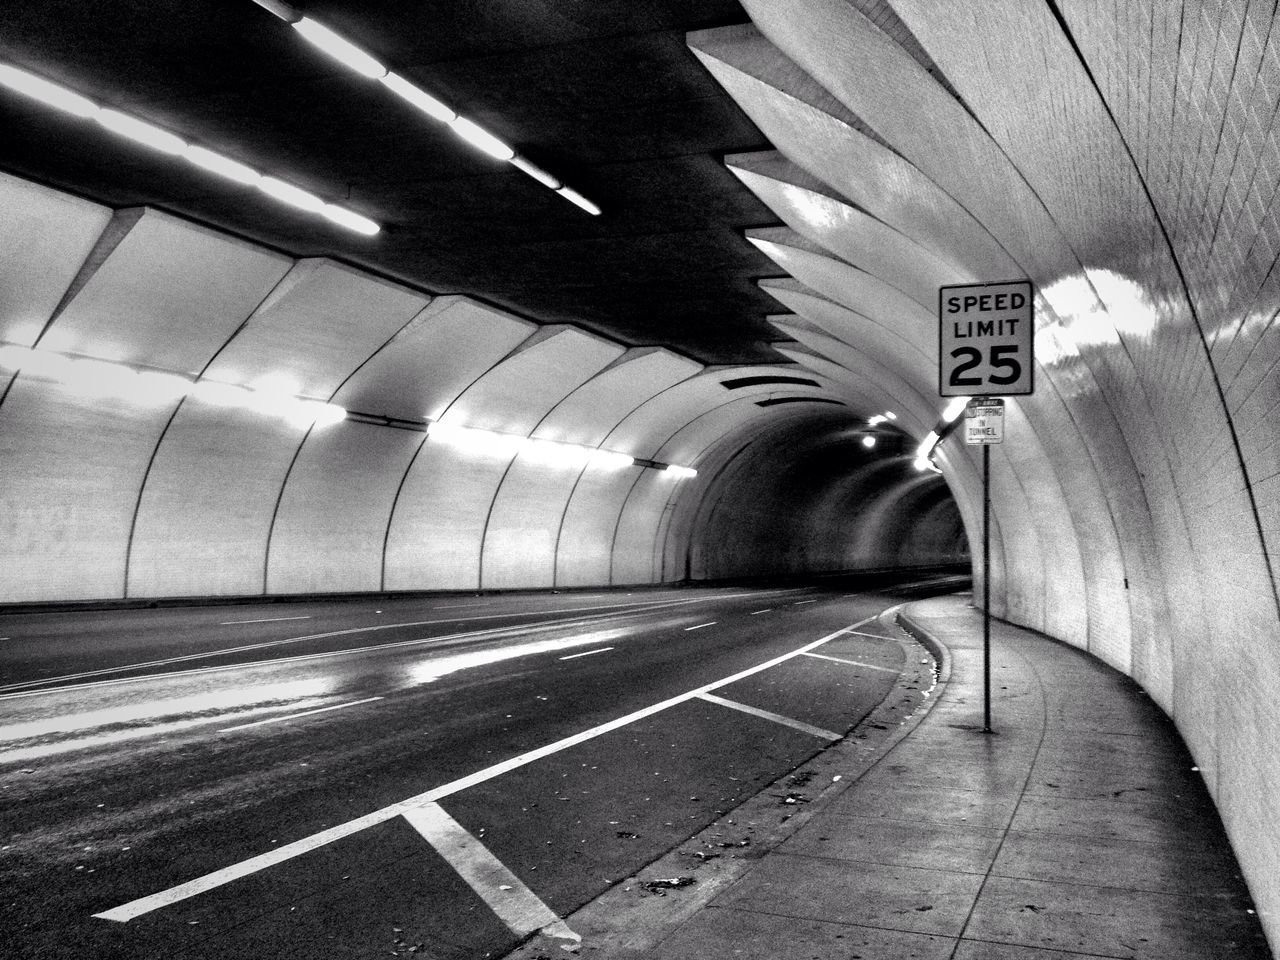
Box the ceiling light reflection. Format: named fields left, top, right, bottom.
left=407, top=627, right=631, bottom=685
left=184, top=144, right=262, bottom=185
left=380, top=72, right=455, bottom=123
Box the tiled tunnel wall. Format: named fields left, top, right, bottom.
left=689, top=0, right=1280, bottom=950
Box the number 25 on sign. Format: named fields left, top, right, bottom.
left=938, top=279, right=1035, bottom=397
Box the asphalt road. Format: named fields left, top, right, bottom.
left=0, top=579, right=959, bottom=960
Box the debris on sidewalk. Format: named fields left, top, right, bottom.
left=640, top=876, right=696, bottom=894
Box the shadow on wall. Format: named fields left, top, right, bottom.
left=686, top=420, right=967, bottom=580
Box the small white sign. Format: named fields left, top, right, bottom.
left=964, top=398, right=1004, bottom=445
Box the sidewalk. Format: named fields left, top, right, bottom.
left=508, top=593, right=1272, bottom=960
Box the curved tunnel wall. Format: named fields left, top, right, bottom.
left=0, top=171, right=949, bottom=611
left=688, top=3, right=1280, bottom=948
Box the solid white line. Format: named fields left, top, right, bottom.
left=793, top=599, right=818, bottom=605
left=93, top=615, right=875, bottom=923
left=749, top=609, right=771, bottom=615
left=697, top=692, right=841, bottom=740
left=557, top=647, right=613, bottom=661
left=685, top=621, right=717, bottom=631
left=802, top=651, right=900, bottom=674
left=219, top=697, right=384, bottom=732
left=219, top=615, right=312, bottom=625
left=8, top=590, right=792, bottom=697
left=402, top=803, right=578, bottom=944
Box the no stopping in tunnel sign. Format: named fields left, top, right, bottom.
left=939, top=279, right=1034, bottom=396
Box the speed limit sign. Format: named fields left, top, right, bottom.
left=939, top=280, right=1034, bottom=396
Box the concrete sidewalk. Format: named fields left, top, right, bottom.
left=507, top=593, right=1271, bottom=960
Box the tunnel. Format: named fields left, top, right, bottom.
left=0, top=1, right=1277, bottom=958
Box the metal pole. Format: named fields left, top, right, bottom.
left=982, top=441, right=992, bottom=734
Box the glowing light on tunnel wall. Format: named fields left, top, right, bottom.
left=426, top=421, right=644, bottom=472
left=0, top=61, right=380, bottom=236
left=1040, top=269, right=1158, bottom=355
left=942, top=396, right=969, bottom=423
left=0, top=345, right=348, bottom=429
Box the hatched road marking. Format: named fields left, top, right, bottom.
left=802, top=651, right=900, bottom=674
left=93, top=614, right=879, bottom=923
left=403, top=802, right=580, bottom=946
left=697, top=692, right=841, bottom=740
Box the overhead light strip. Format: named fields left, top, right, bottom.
left=0, top=62, right=380, bottom=236
left=250, top=0, right=601, bottom=215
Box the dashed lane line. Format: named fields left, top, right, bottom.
left=802, top=651, right=900, bottom=674
left=219, top=697, right=384, bottom=733
left=696, top=692, right=841, bottom=740
left=93, top=614, right=878, bottom=923
left=684, top=621, right=717, bottom=631
left=793, top=599, right=818, bottom=605
left=749, top=609, right=772, bottom=615
left=219, top=616, right=312, bottom=626
left=557, top=647, right=613, bottom=661
left=403, top=802, right=579, bottom=946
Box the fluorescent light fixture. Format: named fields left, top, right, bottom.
left=556, top=185, right=602, bottom=216
left=292, top=18, right=386, bottom=78
left=69, top=358, right=138, bottom=398
left=884, top=411, right=897, bottom=420
left=943, top=396, right=969, bottom=423
left=449, top=116, right=515, bottom=160
left=861, top=435, right=876, bottom=449
left=913, top=457, right=931, bottom=471
left=916, top=431, right=940, bottom=460
left=18, top=349, right=77, bottom=381
left=322, top=203, right=380, bottom=236
left=0, top=63, right=98, bottom=117
left=867, top=414, right=886, bottom=426
left=258, top=176, right=326, bottom=212
left=97, top=109, right=187, bottom=154
left=184, top=144, right=261, bottom=185
left=380, top=72, right=454, bottom=123
left=509, top=155, right=561, bottom=190
left=132, top=371, right=194, bottom=405
left=524, top=438, right=591, bottom=468
left=664, top=465, right=697, bottom=480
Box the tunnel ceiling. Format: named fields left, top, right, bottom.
left=0, top=0, right=807, bottom=366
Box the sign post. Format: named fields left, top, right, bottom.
left=938, top=280, right=1034, bottom=735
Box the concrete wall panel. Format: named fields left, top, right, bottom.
left=482, top=350, right=698, bottom=590
left=331, top=297, right=535, bottom=422
left=43, top=209, right=291, bottom=372
left=384, top=328, right=624, bottom=591
left=266, top=422, right=424, bottom=594
left=128, top=402, right=305, bottom=597
left=0, top=172, right=111, bottom=346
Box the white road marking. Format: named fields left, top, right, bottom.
left=749, top=609, right=771, bottom=615
left=839, top=628, right=895, bottom=641
left=697, top=692, right=841, bottom=740
left=219, top=697, right=384, bottom=732
left=684, top=621, right=717, bottom=631
left=557, top=647, right=613, bottom=661
left=793, top=599, right=818, bottom=605
left=802, top=651, right=900, bottom=674
left=402, top=803, right=579, bottom=945
left=6, top=590, right=797, bottom=697
left=93, top=615, right=876, bottom=923
left=219, top=615, right=312, bottom=625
